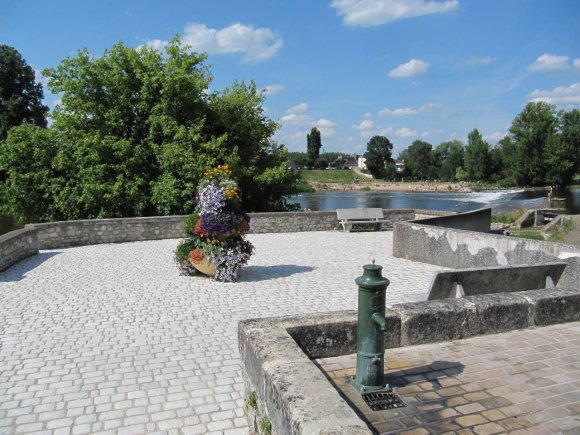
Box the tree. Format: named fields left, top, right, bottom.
left=306, top=127, right=322, bottom=165
left=204, top=80, right=299, bottom=211
left=507, top=101, right=557, bottom=185
left=0, top=125, right=59, bottom=222
left=559, top=109, right=580, bottom=179
left=433, top=140, right=464, bottom=181
left=464, top=129, right=491, bottom=181
left=0, top=45, right=48, bottom=140
left=1, top=38, right=298, bottom=223
left=544, top=109, right=580, bottom=187
left=401, top=140, right=432, bottom=180
left=363, top=135, right=393, bottom=179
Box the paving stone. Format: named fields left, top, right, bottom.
left=2, top=233, right=580, bottom=434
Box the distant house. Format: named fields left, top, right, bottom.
left=287, top=160, right=297, bottom=170
left=395, top=159, right=405, bottom=173
left=358, top=156, right=367, bottom=169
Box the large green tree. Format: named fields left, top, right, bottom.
left=0, top=38, right=297, bottom=222
left=400, top=140, right=432, bottom=180
left=506, top=101, right=557, bottom=185
left=306, top=127, right=322, bottom=166
left=0, top=45, right=48, bottom=140
left=432, top=140, right=464, bottom=181
left=464, top=129, right=491, bottom=181
left=363, top=135, right=393, bottom=178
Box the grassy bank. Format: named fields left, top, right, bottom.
left=299, top=169, right=372, bottom=184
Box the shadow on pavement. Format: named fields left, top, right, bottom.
left=241, top=264, right=315, bottom=282
left=0, top=252, right=62, bottom=282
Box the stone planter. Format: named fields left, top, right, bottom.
left=190, top=258, right=217, bottom=276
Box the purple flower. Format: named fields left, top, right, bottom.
left=199, top=184, right=226, bottom=215
left=199, top=212, right=235, bottom=234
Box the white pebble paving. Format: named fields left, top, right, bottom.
left=0, top=231, right=446, bottom=434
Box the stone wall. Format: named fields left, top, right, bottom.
left=393, top=221, right=580, bottom=287
left=0, top=209, right=448, bottom=271
left=30, top=216, right=186, bottom=249
left=239, top=287, right=580, bottom=434
left=0, top=228, right=39, bottom=272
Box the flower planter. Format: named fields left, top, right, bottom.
left=190, top=258, right=217, bottom=276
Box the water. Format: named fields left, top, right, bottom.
left=289, top=188, right=580, bottom=214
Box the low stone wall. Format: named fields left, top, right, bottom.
left=0, top=228, right=39, bottom=272
left=239, top=287, right=580, bottom=434
left=0, top=208, right=448, bottom=271
left=393, top=221, right=580, bottom=287
left=30, top=216, right=186, bottom=249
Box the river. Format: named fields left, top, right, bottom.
left=1, top=187, right=579, bottom=236
left=288, top=187, right=580, bottom=214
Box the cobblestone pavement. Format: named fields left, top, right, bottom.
left=318, top=322, right=580, bottom=435
left=0, top=231, right=446, bottom=434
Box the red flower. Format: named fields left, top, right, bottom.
left=189, top=249, right=205, bottom=264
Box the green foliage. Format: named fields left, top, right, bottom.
left=299, top=169, right=370, bottom=184
left=506, top=102, right=557, bottom=185
left=247, top=391, right=257, bottom=410
left=307, top=127, right=322, bottom=165
left=0, top=45, right=48, bottom=140
left=260, top=418, right=272, bottom=435
left=511, top=230, right=545, bottom=240
left=432, top=140, right=464, bottom=181
left=465, top=129, right=491, bottom=181
left=491, top=208, right=525, bottom=224
left=0, top=125, right=59, bottom=223
left=400, top=140, right=432, bottom=180
left=549, top=218, right=575, bottom=242
left=363, top=135, right=393, bottom=179
left=0, top=38, right=297, bottom=223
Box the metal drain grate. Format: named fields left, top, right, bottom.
left=362, top=391, right=406, bottom=411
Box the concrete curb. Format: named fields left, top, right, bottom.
left=238, top=287, right=580, bottom=434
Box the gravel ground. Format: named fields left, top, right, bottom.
left=0, top=231, right=446, bottom=434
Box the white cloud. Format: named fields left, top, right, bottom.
left=141, top=39, right=168, bottom=51
left=260, top=84, right=285, bottom=95
left=529, top=82, right=580, bottom=105
left=528, top=53, right=570, bottom=72
left=331, top=0, right=459, bottom=27
left=353, top=119, right=375, bottom=130
left=392, top=127, right=417, bottom=137
left=389, top=59, right=430, bottom=78
left=459, top=56, right=493, bottom=67
left=315, top=119, right=337, bottom=137
left=316, top=118, right=337, bottom=128
left=575, top=59, right=580, bottom=68
left=276, top=104, right=337, bottom=147
left=379, top=107, right=419, bottom=116
left=141, top=22, right=282, bottom=63
left=378, top=102, right=437, bottom=116
left=280, top=113, right=310, bottom=124
left=287, top=102, right=309, bottom=114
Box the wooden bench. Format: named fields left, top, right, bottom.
left=336, top=208, right=388, bottom=232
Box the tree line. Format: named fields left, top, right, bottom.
left=0, top=41, right=299, bottom=224
left=365, top=102, right=580, bottom=187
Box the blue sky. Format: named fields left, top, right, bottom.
left=3, top=0, right=580, bottom=157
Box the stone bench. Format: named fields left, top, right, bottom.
left=336, top=208, right=388, bottom=232
left=427, top=262, right=568, bottom=300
